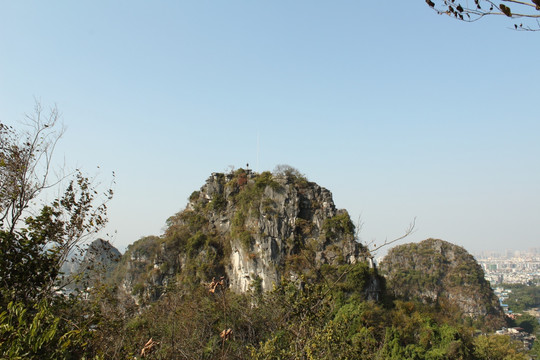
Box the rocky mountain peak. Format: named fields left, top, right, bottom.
left=82, top=239, right=121, bottom=266
left=115, top=168, right=371, bottom=301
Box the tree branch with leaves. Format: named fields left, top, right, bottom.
left=426, top=0, right=540, bottom=30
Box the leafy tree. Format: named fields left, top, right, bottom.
left=425, top=0, right=540, bottom=31
left=531, top=338, right=540, bottom=358
left=0, top=103, right=113, bottom=358
left=473, top=334, right=528, bottom=360
left=0, top=299, right=91, bottom=360
left=0, top=104, right=112, bottom=304
left=515, top=313, right=539, bottom=334
left=272, top=164, right=309, bottom=187
left=503, top=283, right=540, bottom=313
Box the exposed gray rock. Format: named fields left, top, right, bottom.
left=195, top=171, right=366, bottom=292
left=115, top=169, right=373, bottom=301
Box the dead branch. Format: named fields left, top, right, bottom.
left=369, top=217, right=416, bottom=254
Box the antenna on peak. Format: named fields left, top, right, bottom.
left=256, top=132, right=260, bottom=171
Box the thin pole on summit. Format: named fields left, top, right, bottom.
left=256, top=132, right=260, bottom=171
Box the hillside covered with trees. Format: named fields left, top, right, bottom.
left=380, top=239, right=506, bottom=331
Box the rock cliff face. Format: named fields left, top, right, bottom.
left=80, top=239, right=121, bottom=274
left=196, top=170, right=366, bottom=292
left=379, top=239, right=505, bottom=327
left=114, top=169, right=371, bottom=301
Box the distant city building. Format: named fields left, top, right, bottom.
left=474, top=248, right=540, bottom=285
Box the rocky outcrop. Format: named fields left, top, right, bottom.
left=195, top=170, right=366, bottom=292
left=80, top=238, right=121, bottom=273
left=379, top=238, right=505, bottom=327
left=77, top=239, right=121, bottom=285
left=115, top=168, right=372, bottom=301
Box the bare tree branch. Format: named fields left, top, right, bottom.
left=0, top=103, right=66, bottom=232
left=354, top=214, right=364, bottom=243
left=426, top=0, right=540, bottom=30
left=369, top=217, right=416, bottom=255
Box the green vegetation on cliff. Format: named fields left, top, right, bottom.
left=380, top=239, right=506, bottom=331
left=80, top=267, right=532, bottom=359
left=93, top=174, right=536, bottom=359
left=113, top=167, right=367, bottom=302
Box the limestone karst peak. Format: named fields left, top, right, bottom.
left=113, top=168, right=372, bottom=302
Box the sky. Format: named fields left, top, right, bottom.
left=1, top=1, right=539, bottom=257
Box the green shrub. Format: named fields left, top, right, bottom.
left=185, top=211, right=209, bottom=231
left=322, top=211, right=355, bottom=239
left=189, top=191, right=200, bottom=202
left=238, top=230, right=254, bottom=250
left=208, top=193, right=226, bottom=211
left=251, top=275, right=263, bottom=295
left=255, top=171, right=282, bottom=192
left=132, top=283, right=145, bottom=296
left=186, top=231, right=207, bottom=257
left=0, top=300, right=90, bottom=360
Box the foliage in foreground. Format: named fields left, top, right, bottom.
left=0, top=299, right=90, bottom=360
left=80, top=264, right=532, bottom=360
left=0, top=105, right=112, bottom=359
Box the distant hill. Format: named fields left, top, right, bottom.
left=79, top=239, right=121, bottom=274
left=63, top=238, right=121, bottom=289
left=379, top=238, right=506, bottom=329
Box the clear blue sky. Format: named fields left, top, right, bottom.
left=1, top=1, right=538, bottom=256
